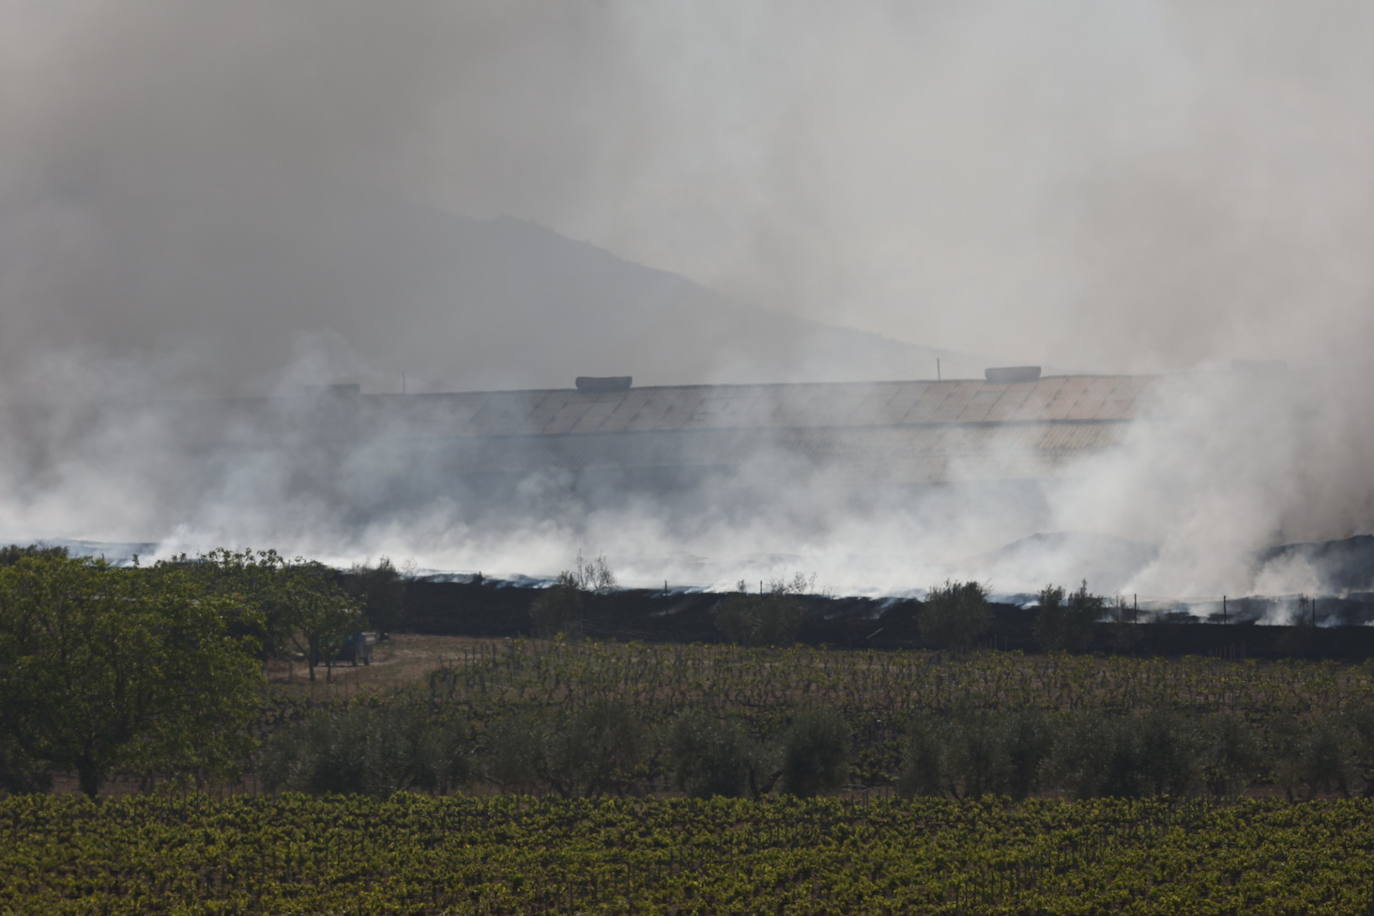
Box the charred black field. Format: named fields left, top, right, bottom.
left=402, top=573, right=1374, bottom=661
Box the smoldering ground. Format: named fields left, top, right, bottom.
left=0, top=361, right=1367, bottom=606
left=5, top=2, right=1374, bottom=602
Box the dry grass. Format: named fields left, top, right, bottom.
left=265, top=634, right=498, bottom=694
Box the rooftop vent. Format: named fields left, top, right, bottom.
left=984, top=366, right=1041, bottom=384
left=575, top=376, right=632, bottom=392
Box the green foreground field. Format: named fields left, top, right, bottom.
left=3, top=794, right=1371, bottom=914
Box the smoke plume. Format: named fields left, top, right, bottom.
left=5, top=2, right=1374, bottom=601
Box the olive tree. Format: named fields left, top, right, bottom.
left=1034, top=582, right=1104, bottom=653
left=669, top=711, right=768, bottom=798
left=779, top=708, right=850, bottom=796
left=712, top=573, right=813, bottom=647
left=0, top=555, right=263, bottom=796
left=485, top=699, right=643, bottom=797
left=918, top=580, right=991, bottom=651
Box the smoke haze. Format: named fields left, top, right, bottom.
left=5, top=2, right=1374, bottom=602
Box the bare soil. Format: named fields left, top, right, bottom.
left=264, top=633, right=497, bottom=694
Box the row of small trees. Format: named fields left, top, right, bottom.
left=707, top=576, right=1111, bottom=652
left=257, top=689, right=1374, bottom=802
left=253, top=688, right=1374, bottom=801
left=261, top=698, right=852, bottom=800
left=899, top=705, right=1374, bottom=801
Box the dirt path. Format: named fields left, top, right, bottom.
left=266, top=634, right=499, bottom=693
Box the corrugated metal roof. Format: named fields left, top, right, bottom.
left=390, top=375, right=1150, bottom=438
left=432, top=421, right=1130, bottom=481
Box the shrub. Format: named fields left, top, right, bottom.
left=564, top=552, right=617, bottom=594
left=0, top=543, right=68, bottom=567
left=486, top=699, right=644, bottom=797
left=945, top=712, right=1010, bottom=798
left=1136, top=709, right=1199, bottom=796
left=1197, top=712, right=1263, bottom=797
left=779, top=708, right=849, bottom=797
left=713, top=594, right=805, bottom=647
left=897, top=714, right=949, bottom=797
left=918, top=580, right=990, bottom=651
left=260, top=700, right=469, bottom=796
left=1003, top=709, right=1052, bottom=800
left=1050, top=713, right=1146, bottom=799
left=1348, top=702, right=1374, bottom=797
left=484, top=709, right=547, bottom=791
left=1034, top=581, right=1103, bottom=653
left=1273, top=715, right=1353, bottom=800
left=0, top=735, right=51, bottom=794
left=898, top=708, right=1049, bottom=800
left=345, top=557, right=408, bottom=634
left=668, top=712, right=763, bottom=798
left=712, top=575, right=813, bottom=647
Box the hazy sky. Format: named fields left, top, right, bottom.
left=6, top=1, right=1374, bottom=594
left=6, top=1, right=1374, bottom=380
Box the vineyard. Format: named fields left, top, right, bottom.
left=6, top=554, right=1374, bottom=911
left=3, top=794, right=1372, bottom=913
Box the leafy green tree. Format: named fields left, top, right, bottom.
left=0, top=732, right=50, bottom=794
left=1034, top=582, right=1104, bottom=653
left=1348, top=702, right=1374, bottom=797
left=712, top=574, right=812, bottom=647
left=918, top=580, right=990, bottom=651
left=1049, top=713, right=1148, bottom=799
left=668, top=711, right=767, bottom=798
left=779, top=708, right=849, bottom=797
left=0, top=543, right=68, bottom=567
left=1197, top=712, right=1263, bottom=797
left=345, top=557, right=408, bottom=634
left=1136, top=709, right=1199, bottom=796
left=260, top=699, right=469, bottom=796
left=171, top=549, right=362, bottom=680
left=899, top=708, right=1049, bottom=800
left=279, top=561, right=363, bottom=682
left=897, top=714, right=949, bottom=797
left=0, top=555, right=263, bottom=796
left=1273, top=715, right=1352, bottom=800
left=485, top=699, right=644, bottom=797
left=169, top=548, right=293, bottom=661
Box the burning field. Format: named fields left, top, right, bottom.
left=5, top=363, right=1374, bottom=619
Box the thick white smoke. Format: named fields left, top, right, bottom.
left=4, top=2, right=1374, bottom=600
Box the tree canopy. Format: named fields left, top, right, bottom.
left=171, top=548, right=363, bottom=681
left=0, top=555, right=264, bottom=796
left=918, top=580, right=991, bottom=651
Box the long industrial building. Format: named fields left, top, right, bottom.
left=203, top=370, right=1151, bottom=493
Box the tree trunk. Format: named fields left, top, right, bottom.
left=77, top=759, right=103, bottom=798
